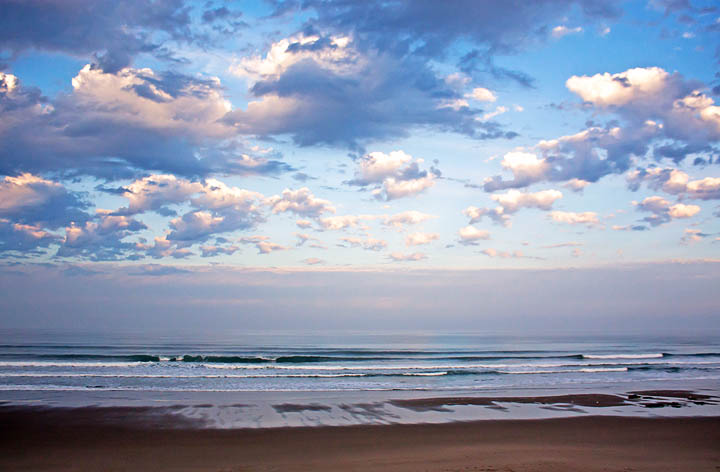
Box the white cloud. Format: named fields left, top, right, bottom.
left=353, top=150, right=413, bottom=184
left=466, top=87, right=496, bottom=102
left=167, top=211, right=226, bottom=241
left=566, top=67, right=670, bottom=107
left=498, top=151, right=550, bottom=184
left=318, top=214, right=375, bottom=231
left=681, top=228, right=708, bottom=244
left=478, top=105, right=508, bottom=121
left=563, top=178, right=591, bottom=192
left=382, top=211, right=436, bottom=229
left=239, top=236, right=288, bottom=254
left=340, top=235, right=387, bottom=251
left=628, top=168, right=720, bottom=200
left=634, top=196, right=701, bottom=226
left=464, top=190, right=562, bottom=227
left=71, top=65, right=233, bottom=138
left=463, top=206, right=509, bottom=226
left=230, top=33, right=360, bottom=81
left=549, top=211, right=600, bottom=227
left=481, top=248, right=525, bottom=258
left=668, top=203, right=701, bottom=218
left=350, top=150, right=438, bottom=200
left=492, top=189, right=563, bottom=213
left=552, top=25, right=583, bottom=38
left=0, top=173, right=65, bottom=213
left=458, top=225, right=490, bottom=245
left=267, top=187, right=336, bottom=217
left=119, top=174, right=203, bottom=215
left=200, top=244, right=240, bottom=257
left=377, top=175, right=435, bottom=200
left=405, top=232, right=440, bottom=246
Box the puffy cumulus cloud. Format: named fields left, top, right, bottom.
left=57, top=212, right=147, bottom=261
left=116, top=174, right=203, bottom=216
left=485, top=67, right=720, bottom=191
left=0, top=68, right=290, bottom=179
left=137, top=236, right=193, bottom=260
left=225, top=33, right=515, bottom=149
left=349, top=151, right=415, bottom=185
left=239, top=236, right=288, bottom=255
left=376, top=175, right=436, bottom=201
left=628, top=168, right=720, bottom=200
left=0, top=0, right=194, bottom=72
left=491, top=151, right=551, bottom=188
left=191, top=179, right=265, bottom=212
left=0, top=173, right=89, bottom=229
left=466, top=87, right=496, bottom=102
left=340, top=236, right=387, bottom=251
left=463, top=206, right=509, bottom=226
left=493, top=189, right=562, bottom=213
left=405, top=232, right=440, bottom=247
left=166, top=211, right=226, bottom=242
left=464, top=189, right=562, bottom=227
left=388, top=252, right=427, bottom=262
left=110, top=174, right=266, bottom=246
left=348, top=150, right=439, bottom=200
left=267, top=187, right=336, bottom=217
left=549, top=211, right=601, bottom=227
left=566, top=67, right=720, bottom=160
left=484, top=125, right=655, bottom=191
left=231, top=33, right=360, bottom=81
left=70, top=65, right=232, bottom=138
left=0, top=219, right=61, bottom=254
left=566, top=67, right=673, bottom=107
left=458, top=225, right=490, bottom=245
left=634, top=196, right=701, bottom=226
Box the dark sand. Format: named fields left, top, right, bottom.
left=1, top=405, right=719, bottom=471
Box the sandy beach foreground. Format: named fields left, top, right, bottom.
left=1, top=405, right=719, bottom=471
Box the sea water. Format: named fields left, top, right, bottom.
left=1, top=330, right=718, bottom=426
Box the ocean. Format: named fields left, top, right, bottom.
left=2, top=331, right=719, bottom=427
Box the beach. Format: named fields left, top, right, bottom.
left=2, top=334, right=719, bottom=470
left=1, top=405, right=718, bottom=471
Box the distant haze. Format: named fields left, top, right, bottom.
left=1, top=261, right=717, bottom=335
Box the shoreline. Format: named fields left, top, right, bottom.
left=1, top=405, right=718, bottom=471
left=3, top=386, right=719, bottom=429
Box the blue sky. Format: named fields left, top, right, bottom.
left=0, top=0, right=719, bottom=332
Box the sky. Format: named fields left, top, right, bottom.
left=1, top=0, right=719, bottom=333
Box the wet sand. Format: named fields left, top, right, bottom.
left=1, top=405, right=719, bottom=471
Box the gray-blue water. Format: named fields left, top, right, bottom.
left=1, top=331, right=718, bottom=394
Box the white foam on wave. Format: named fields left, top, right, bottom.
left=0, top=361, right=142, bottom=368
left=583, top=354, right=663, bottom=359
left=499, top=367, right=628, bottom=374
